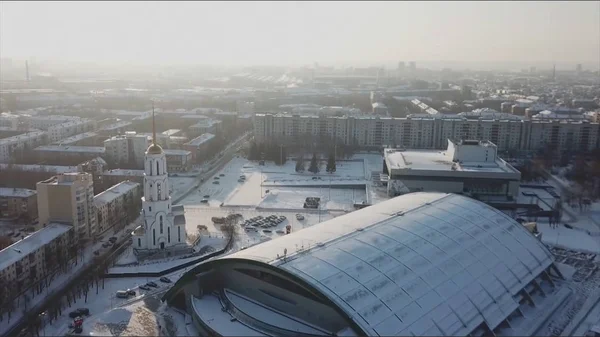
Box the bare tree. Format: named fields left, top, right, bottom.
left=221, top=223, right=239, bottom=250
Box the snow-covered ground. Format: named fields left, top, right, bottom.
left=169, top=176, right=198, bottom=201
left=39, top=266, right=193, bottom=337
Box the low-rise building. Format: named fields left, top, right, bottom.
left=164, top=149, right=193, bottom=172
left=47, top=119, right=96, bottom=142
left=183, top=133, right=215, bottom=162
left=0, top=188, right=37, bottom=220
left=102, top=169, right=144, bottom=188
left=384, top=139, right=521, bottom=199
left=34, top=145, right=105, bottom=164
left=188, top=119, right=222, bottom=137
left=94, top=181, right=141, bottom=234
left=51, top=131, right=99, bottom=146
left=0, top=223, right=74, bottom=293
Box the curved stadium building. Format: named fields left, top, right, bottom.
left=164, top=192, right=564, bottom=336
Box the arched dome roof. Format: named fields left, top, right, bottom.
left=146, top=143, right=163, bottom=155
left=166, top=192, right=555, bottom=336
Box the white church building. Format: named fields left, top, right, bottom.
left=132, top=110, right=187, bottom=251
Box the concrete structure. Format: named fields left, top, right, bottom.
left=188, top=119, right=222, bottom=137
left=34, top=145, right=105, bottom=163
left=164, top=149, right=193, bottom=172
left=46, top=119, right=95, bottom=142
left=102, top=169, right=144, bottom=188
left=52, top=131, right=99, bottom=146
left=372, top=102, right=389, bottom=115
left=384, top=140, right=521, bottom=199
left=164, top=192, right=561, bottom=337
left=254, top=113, right=599, bottom=153
left=37, top=172, right=97, bottom=239
left=0, top=188, right=37, bottom=220
left=103, top=131, right=148, bottom=167
left=0, top=223, right=74, bottom=292
left=94, top=181, right=141, bottom=235
left=131, top=110, right=187, bottom=251
left=183, top=133, right=216, bottom=162
left=0, top=130, right=48, bottom=163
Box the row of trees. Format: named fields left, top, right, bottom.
left=294, top=152, right=337, bottom=174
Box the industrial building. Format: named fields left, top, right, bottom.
left=164, top=192, right=562, bottom=337
left=384, top=140, right=521, bottom=199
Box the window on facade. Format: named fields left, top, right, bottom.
left=153, top=229, right=156, bottom=246
left=156, top=161, right=160, bottom=175
left=177, top=226, right=181, bottom=242
left=149, top=206, right=152, bottom=212
left=138, top=238, right=141, bottom=247
left=157, top=183, right=162, bottom=200
left=168, top=227, right=171, bottom=243
left=160, top=218, right=163, bottom=234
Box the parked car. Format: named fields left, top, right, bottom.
left=76, top=308, right=90, bottom=316
left=69, top=311, right=81, bottom=319
left=160, top=277, right=172, bottom=283
left=263, top=229, right=272, bottom=233
left=126, top=289, right=136, bottom=296
left=73, top=327, right=83, bottom=334
left=203, top=195, right=210, bottom=198
left=213, top=181, right=220, bottom=185
left=219, top=173, right=225, bottom=177
left=200, top=199, right=209, bottom=203
left=116, top=290, right=129, bottom=298
left=295, top=214, right=304, bottom=220
left=108, top=237, right=118, bottom=243
left=146, top=282, right=158, bottom=288
left=139, top=285, right=150, bottom=291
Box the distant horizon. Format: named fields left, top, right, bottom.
left=1, top=1, right=598, bottom=69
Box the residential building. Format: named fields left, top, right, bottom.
left=34, top=145, right=105, bottom=163
left=103, top=132, right=148, bottom=167
left=384, top=139, right=521, bottom=199
left=164, top=149, right=193, bottom=172
left=102, top=169, right=144, bottom=189
left=94, top=181, right=141, bottom=234
left=0, top=130, right=48, bottom=163
left=46, top=119, right=96, bottom=142
left=188, top=119, right=222, bottom=137
left=0, top=223, right=74, bottom=293
left=254, top=113, right=600, bottom=153
left=183, top=133, right=216, bottom=162
left=0, top=188, right=37, bottom=220
left=51, top=131, right=99, bottom=146
left=37, top=172, right=97, bottom=240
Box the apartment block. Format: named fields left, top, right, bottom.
left=103, top=131, right=148, bottom=167
left=254, top=113, right=600, bottom=153
left=37, top=172, right=97, bottom=240
left=0, top=130, right=49, bottom=163
left=94, top=181, right=141, bottom=234
left=0, top=223, right=74, bottom=293
left=0, top=187, right=38, bottom=220
left=164, top=149, right=193, bottom=172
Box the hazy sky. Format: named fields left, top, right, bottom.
left=1, top=1, right=599, bottom=67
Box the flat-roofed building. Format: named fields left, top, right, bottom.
left=0, top=223, right=74, bottom=295
left=103, top=132, right=148, bottom=167
left=101, top=169, right=144, bottom=189
left=183, top=133, right=215, bottom=162
left=94, top=181, right=141, bottom=234
left=37, top=172, right=97, bottom=239
left=188, top=119, right=222, bottom=137
left=34, top=145, right=105, bottom=164
left=0, top=130, right=49, bottom=163
left=0, top=187, right=37, bottom=220
left=384, top=139, right=521, bottom=199
left=164, top=149, right=193, bottom=172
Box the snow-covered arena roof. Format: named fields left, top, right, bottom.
left=167, top=192, right=556, bottom=336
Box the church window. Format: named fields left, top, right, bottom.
left=160, top=216, right=163, bottom=234
left=168, top=227, right=171, bottom=243
left=157, top=161, right=160, bottom=175
left=150, top=161, right=153, bottom=175
left=153, top=229, right=156, bottom=246
left=138, top=238, right=141, bottom=247
left=178, top=226, right=181, bottom=242
left=157, top=183, right=162, bottom=200
left=149, top=206, right=152, bottom=212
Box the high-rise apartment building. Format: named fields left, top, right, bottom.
left=37, top=172, right=97, bottom=240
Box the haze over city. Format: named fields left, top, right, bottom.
left=1, top=2, right=600, bottom=337
left=1, top=1, right=599, bottom=69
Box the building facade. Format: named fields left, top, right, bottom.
left=94, top=181, right=141, bottom=235
left=384, top=140, right=521, bottom=199
left=183, top=133, right=215, bottom=162
left=164, top=149, right=193, bottom=172
left=103, top=132, right=148, bottom=167
left=37, top=172, right=97, bottom=240
left=0, top=223, right=74, bottom=294
left=0, top=130, right=48, bottom=163
left=254, top=113, right=600, bottom=153
left=0, top=187, right=38, bottom=220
